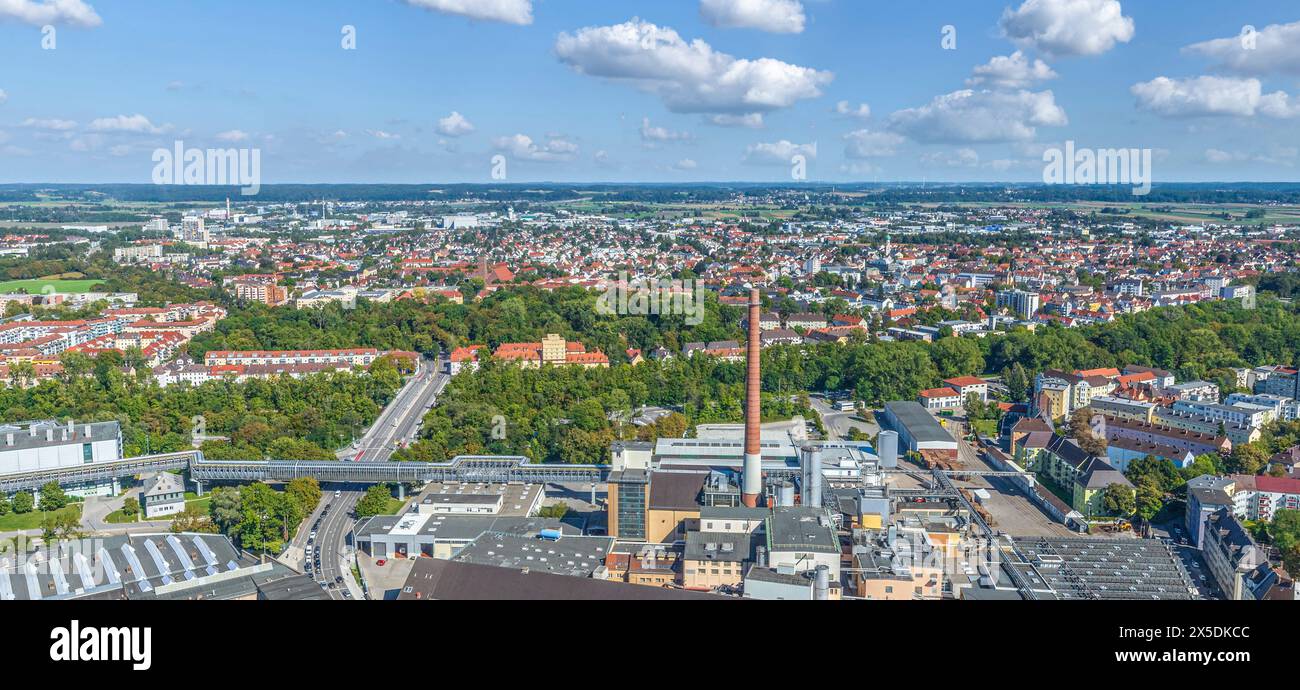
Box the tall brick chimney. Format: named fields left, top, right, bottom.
left=742, top=287, right=763, bottom=507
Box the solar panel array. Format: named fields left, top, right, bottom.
left=1012, top=537, right=1196, bottom=600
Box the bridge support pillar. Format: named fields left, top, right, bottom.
left=111, top=478, right=121, bottom=495
left=397, top=483, right=405, bottom=500
left=194, top=480, right=204, bottom=497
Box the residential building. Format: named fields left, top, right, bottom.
left=141, top=472, right=186, bottom=518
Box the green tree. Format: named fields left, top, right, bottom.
left=286, top=477, right=323, bottom=515
left=537, top=502, right=569, bottom=519
left=39, top=481, right=69, bottom=511
left=208, top=486, right=243, bottom=534
left=12, top=491, right=34, bottom=514
left=171, top=505, right=218, bottom=534
left=355, top=484, right=395, bottom=518
left=1134, top=477, right=1164, bottom=523
left=1230, top=443, right=1270, bottom=475
left=1101, top=483, right=1136, bottom=518
left=1004, top=363, right=1030, bottom=402
left=0, top=492, right=10, bottom=517
left=40, top=508, right=81, bottom=542
left=122, top=497, right=141, bottom=519
left=1069, top=409, right=1108, bottom=456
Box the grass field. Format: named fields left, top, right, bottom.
left=0, top=504, right=82, bottom=532
left=0, top=278, right=106, bottom=294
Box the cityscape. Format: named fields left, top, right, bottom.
left=0, top=0, right=1297, bottom=659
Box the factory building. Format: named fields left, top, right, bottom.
left=0, top=420, right=124, bottom=498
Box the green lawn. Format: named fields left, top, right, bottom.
left=0, top=504, right=82, bottom=532
left=104, top=508, right=138, bottom=524
left=381, top=497, right=407, bottom=515
left=0, top=279, right=106, bottom=294
left=107, top=497, right=209, bottom=523
left=972, top=419, right=999, bottom=438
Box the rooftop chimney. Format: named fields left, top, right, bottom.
left=742, top=287, right=763, bottom=508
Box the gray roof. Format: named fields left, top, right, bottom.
left=766, top=506, right=839, bottom=555
left=0, top=532, right=275, bottom=601
left=354, top=514, right=576, bottom=543
left=1009, top=536, right=1196, bottom=600
left=882, top=401, right=953, bottom=444
left=0, top=419, right=119, bottom=454
left=398, top=558, right=723, bottom=601
left=143, top=472, right=185, bottom=498
left=699, top=506, right=770, bottom=521
left=1076, top=457, right=1131, bottom=489
left=450, top=532, right=615, bottom=577
left=684, top=531, right=757, bottom=563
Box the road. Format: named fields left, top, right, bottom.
left=809, top=396, right=878, bottom=441
left=309, top=356, right=448, bottom=599
left=341, top=357, right=449, bottom=463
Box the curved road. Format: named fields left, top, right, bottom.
left=307, top=356, right=448, bottom=599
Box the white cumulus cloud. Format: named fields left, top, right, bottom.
left=88, top=114, right=166, bottom=134
left=699, top=0, right=805, bottom=34
left=921, top=148, right=981, bottom=168
left=742, top=140, right=816, bottom=165
left=1000, top=0, right=1134, bottom=58
left=1130, top=75, right=1299, bottom=118
left=640, top=117, right=691, bottom=143
left=843, top=129, right=904, bottom=158
left=1184, top=21, right=1300, bottom=76
left=887, top=89, right=1067, bottom=143
left=968, top=52, right=1058, bottom=89
left=707, top=113, right=765, bottom=129
left=555, top=18, right=831, bottom=121
left=493, top=133, right=579, bottom=162
left=21, top=118, right=77, bottom=130
left=436, top=111, right=476, bottom=137
left=833, top=101, right=871, bottom=120
left=0, top=0, right=101, bottom=27
left=215, top=129, right=249, bottom=142
left=401, top=0, right=532, bottom=26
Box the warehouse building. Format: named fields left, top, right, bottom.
left=0, top=420, right=124, bottom=498
left=879, top=401, right=958, bottom=459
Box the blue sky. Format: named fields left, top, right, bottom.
left=1, top=0, right=1299, bottom=184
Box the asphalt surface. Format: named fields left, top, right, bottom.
left=809, top=396, right=877, bottom=441
left=309, top=357, right=448, bottom=599
left=948, top=419, right=1077, bottom=538
left=342, top=358, right=449, bottom=463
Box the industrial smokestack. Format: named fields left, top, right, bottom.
left=805, top=447, right=823, bottom=508
left=742, top=287, right=763, bottom=508
left=814, top=565, right=830, bottom=601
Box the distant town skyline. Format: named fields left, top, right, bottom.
left=2, top=0, right=1300, bottom=184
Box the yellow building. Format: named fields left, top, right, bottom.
left=683, top=531, right=752, bottom=590
left=541, top=334, right=567, bottom=365
left=853, top=551, right=944, bottom=600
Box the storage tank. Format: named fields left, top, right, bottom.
left=878, top=430, right=899, bottom=469
left=776, top=481, right=796, bottom=508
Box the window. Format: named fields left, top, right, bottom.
left=82, top=443, right=93, bottom=464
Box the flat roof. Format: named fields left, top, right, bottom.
left=766, top=506, right=839, bottom=555
left=684, top=531, right=757, bottom=563
left=398, top=558, right=723, bottom=601
left=452, top=532, right=615, bottom=577
left=882, top=401, right=954, bottom=444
